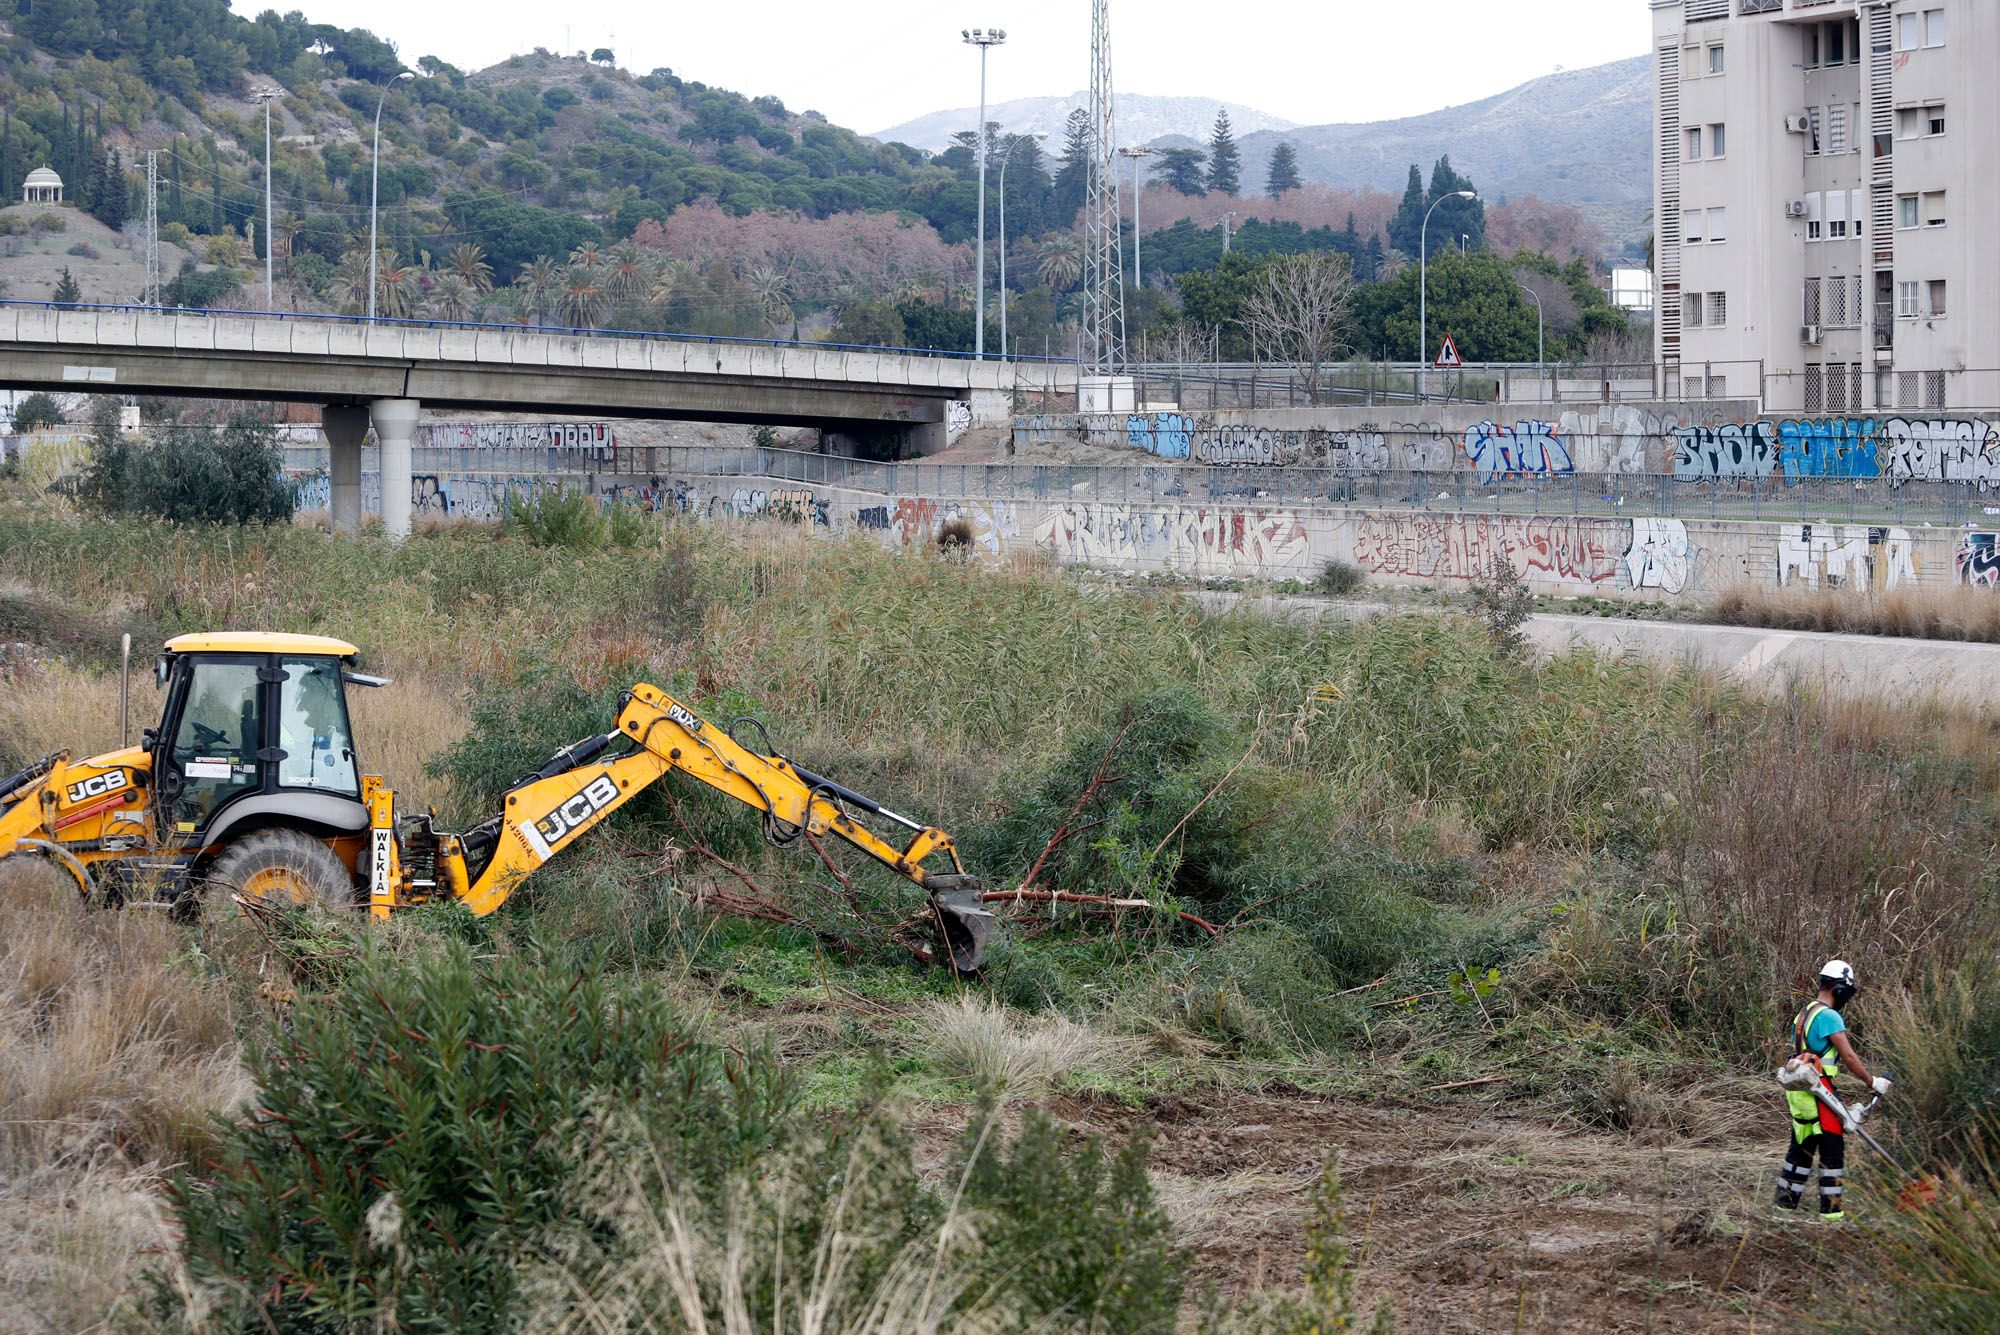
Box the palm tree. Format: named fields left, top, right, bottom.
left=447, top=242, right=494, bottom=295
left=331, top=248, right=373, bottom=315
left=604, top=241, right=650, bottom=305
left=568, top=241, right=605, bottom=271
left=374, top=254, right=421, bottom=321
left=647, top=258, right=698, bottom=307
left=516, top=256, right=562, bottom=324
left=274, top=213, right=305, bottom=263
left=429, top=272, right=478, bottom=323
left=1036, top=234, right=1085, bottom=292
left=556, top=268, right=605, bottom=328
left=745, top=264, right=794, bottom=331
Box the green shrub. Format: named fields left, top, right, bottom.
left=502, top=486, right=607, bottom=549
left=952, top=1101, right=1185, bottom=1332
left=10, top=391, right=64, bottom=433
left=159, top=944, right=793, bottom=1331
left=80, top=412, right=294, bottom=525
left=1315, top=558, right=1366, bottom=596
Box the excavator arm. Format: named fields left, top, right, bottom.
left=437, top=684, right=993, bottom=969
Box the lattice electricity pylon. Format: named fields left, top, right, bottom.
left=1080, top=0, right=1125, bottom=377
left=145, top=150, right=161, bottom=307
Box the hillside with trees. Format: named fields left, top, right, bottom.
left=0, top=4, right=1635, bottom=364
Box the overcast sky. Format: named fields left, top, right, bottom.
left=298, top=1, right=1650, bottom=136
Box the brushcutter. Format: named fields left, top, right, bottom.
left=1777, top=1059, right=1942, bottom=1210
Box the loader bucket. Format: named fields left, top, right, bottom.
left=928, top=883, right=996, bottom=974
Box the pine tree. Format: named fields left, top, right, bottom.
left=1426, top=155, right=1486, bottom=252
left=93, top=149, right=128, bottom=229
left=1361, top=234, right=1384, bottom=283
left=1205, top=109, right=1240, bottom=196
left=1387, top=164, right=1425, bottom=257
left=1, top=112, right=13, bottom=201
left=1154, top=147, right=1208, bottom=197
left=53, top=267, right=83, bottom=304
left=1051, top=107, right=1091, bottom=229
left=1265, top=140, right=1301, bottom=196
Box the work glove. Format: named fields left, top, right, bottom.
left=1872, top=1076, right=1893, bottom=1097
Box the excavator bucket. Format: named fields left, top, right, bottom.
left=927, top=876, right=996, bottom=973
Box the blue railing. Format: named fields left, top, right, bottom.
left=0, top=298, right=1078, bottom=365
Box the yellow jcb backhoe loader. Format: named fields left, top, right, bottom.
left=0, top=633, right=994, bottom=970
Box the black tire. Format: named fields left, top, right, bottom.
left=207, top=828, right=356, bottom=912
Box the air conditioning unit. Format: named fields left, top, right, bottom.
left=1802, top=324, right=1823, bottom=345
left=1785, top=200, right=1809, bottom=218
left=1784, top=113, right=1811, bottom=135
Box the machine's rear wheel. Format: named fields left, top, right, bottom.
left=208, top=829, right=355, bottom=912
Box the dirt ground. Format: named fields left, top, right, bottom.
left=913, top=1089, right=1826, bottom=1332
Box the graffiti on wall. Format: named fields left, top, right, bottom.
left=1120, top=414, right=1456, bottom=472
left=1556, top=405, right=1684, bottom=475
left=1623, top=519, right=1693, bottom=595
left=422, top=421, right=617, bottom=461
left=1673, top=417, right=2000, bottom=487
left=717, top=486, right=830, bottom=526
left=291, top=470, right=543, bottom=521
left=1354, top=512, right=1623, bottom=588
left=1035, top=504, right=1312, bottom=575
left=1127, top=413, right=1196, bottom=460
left=875, top=497, right=1020, bottom=553
left=602, top=478, right=702, bottom=514
left=1461, top=421, right=1573, bottom=484
left=947, top=401, right=973, bottom=444
left=1956, top=533, right=2000, bottom=588
left=1775, top=524, right=1920, bottom=590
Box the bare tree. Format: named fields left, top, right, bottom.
left=1240, top=251, right=1354, bottom=403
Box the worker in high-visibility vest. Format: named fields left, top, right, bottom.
left=1776, top=960, right=1890, bottom=1221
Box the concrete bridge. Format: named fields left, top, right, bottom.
left=0, top=303, right=1074, bottom=536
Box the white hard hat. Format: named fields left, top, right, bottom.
left=1819, top=959, right=1855, bottom=985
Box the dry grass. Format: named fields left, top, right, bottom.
left=0, top=860, right=246, bottom=1330
left=1714, top=580, right=2000, bottom=642
left=347, top=659, right=470, bottom=815
left=0, top=657, right=126, bottom=769
left=915, top=994, right=1142, bottom=1099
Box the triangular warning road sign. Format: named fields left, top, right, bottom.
left=1434, top=334, right=1463, bottom=369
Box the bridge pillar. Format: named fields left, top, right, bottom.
left=321, top=404, right=369, bottom=536
left=369, top=398, right=420, bottom=540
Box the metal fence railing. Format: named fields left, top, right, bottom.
left=742, top=447, right=2000, bottom=527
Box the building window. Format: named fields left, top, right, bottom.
left=1928, top=279, right=1947, bottom=317
left=1896, top=12, right=1919, bottom=51
left=1924, top=8, right=1946, bottom=49
left=1900, top=104, right=1946, bottom=138
left=1709, top=123, right=1726, bottom=157
left=1828, top=363, right=1849, bottom=413
left=1804, top=279, right=1824, bottom=325
left=1708, top=291, right=1727, bottom=327
left=1898, top=194, right=1919, bottom=229
left=1852, top=189, right=1865, bottom=238
left=1898, top=371, right=1919, bottom=408
left=1707, top=207, right=1728, bottom=243
left=1925, top=371, right=1946, bottom=409
left=1828, top=105, right=1849, bottom=156
left=1897, top=280, right=1920, bottom=318
left=1708, top=44, right=1725, bottom=75
left=1923, top=190, right=1946, bottom=227
left=1806, top=192, right=1823, bottom=241
left=1826, top=20, right=1846, bottom=65
left=1807, top=107, right=1823, bottom=156
left=1682, top=209, right=1705, bottom=244
left=1828, top=191, right=1848, bottom=240
left=1683, top=292, right=1705, bottom=327
left=1828, top=278, right=1849, bottom=328
left=1805, top=364, right=1825, bottom=414
left=1685, top=127, right=1703, bottom=161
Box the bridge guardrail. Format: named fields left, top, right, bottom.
left=0, top=298, right=1078, bottom=367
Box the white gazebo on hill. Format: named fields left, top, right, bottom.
left=22, top=167, right=62, bottom=204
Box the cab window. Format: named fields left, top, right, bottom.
left=167, top=659, right=264, bottom=827
left=277, top=659, right=358, bottom=795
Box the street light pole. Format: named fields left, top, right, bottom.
left=998, top=130, right=1046, bottom=362
left=1419, top=189, right=1477, bottom=401
left=256, top=89, right=278, bottom=308
left=963, top=28, right=1006, bottom=360
left=368, top=70, right=415, bottom=324
left=1118, top=146, right=1156, bottom=292
left=1517, top=280, right=1545, bottom=402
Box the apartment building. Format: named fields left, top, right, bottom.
left=1652, top=0, right=1999, bottom=412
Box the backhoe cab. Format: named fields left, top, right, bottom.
left=0, top=634, right=994, bottom=971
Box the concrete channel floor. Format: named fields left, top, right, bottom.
left=1190, top=590, right=2000, bottom=706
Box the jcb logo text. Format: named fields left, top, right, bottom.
left=65, top=771, right=129, bottom=805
